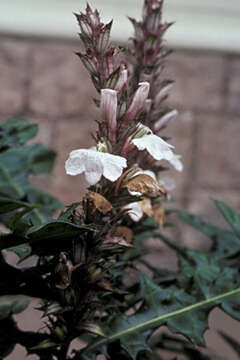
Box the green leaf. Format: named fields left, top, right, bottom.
left=176, top=210, right=240, bottom=259
left=0, top=196, right=39, bottom=215
left=221, top=293, right=240, bottom=320
left=0, top=144, right=56, bottom=200
left=0, top=303, right=11, bottom=320
left=82, top=287, right=240, bottom=359
left=0, top=161, right=25, bottom=199
left=0, top=296, right=29, bottom=320
left=6, top=208, right=32, bottom=233
left=8, top=244, right=32, bottom=262
left=214, top=200, right=240, bottom=237
left=139, top=274, right=207, bottom=346
left=26, top=144, right=56, bottom=174
left=11, top=298, right=29, bottom=314
left=58, top=202, right=81, bottom=221
left=30, top=339, right=57, bottom=350
left=0, top=117, right=38, bottom=149
left=26, top=220, right=93, bottom=242
left=105, top=315, right=151, bottom=360
left=25, top=186, right=62, bottom=214
left=1, top=218, right=92, bottom=251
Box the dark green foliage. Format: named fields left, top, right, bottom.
left=0, top=117, right=38, bottom=149
left=0, top=296, right=29, bottom=320
left=0, top=117, right=61, bottom=214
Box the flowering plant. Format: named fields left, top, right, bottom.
left=0, top=1, right=240, bottom=360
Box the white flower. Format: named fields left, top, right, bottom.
left=132, top=133, right=174, bottom=161
left=125, top=202, right=143, bottom=222
left=65, top=149, right=127, bottom=186
left=168, top=154, right=183, bottom=172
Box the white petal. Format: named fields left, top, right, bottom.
left=126, top=202, right=143, bottom=222
left=102, top=153, right=127, bottom=182
left=84, top=152, right=103, bottom=185
left=85, top=170, right=102, bottom=185
left=169, top=154, right=183, bottom=172
left=132, top=134, right=174, bottom=161
left=65, top=149, right=86, bottom=176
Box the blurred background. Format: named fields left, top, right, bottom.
left=0, top=0, right=240, bottom=359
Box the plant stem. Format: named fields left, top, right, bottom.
left=83, top=287, right=240, bottom=356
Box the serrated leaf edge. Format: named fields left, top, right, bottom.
left=83, top=287, right=240, bottom=356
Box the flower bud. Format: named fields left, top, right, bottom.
left=122, top=82, right=150, bottom=127
left=154, top=109, right=178, bottom=132
left=100, top=89, right=117, bottom=143
left=115, top=66, right=128, bottom=92
left=154, top=83, right=173, bottom=108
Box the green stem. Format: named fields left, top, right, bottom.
left=83, top=287, right=240, bottom=355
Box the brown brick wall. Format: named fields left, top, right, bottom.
left=1, top=36, right=240, bottom=359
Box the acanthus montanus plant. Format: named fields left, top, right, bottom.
left=60, top=0, right=182, bottom=350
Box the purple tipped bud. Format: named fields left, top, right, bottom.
left=122, top=82, right=150, bottom=127
left=154, top=109, right=178, bottom=132
left=100, top=89, right=118, bottom=143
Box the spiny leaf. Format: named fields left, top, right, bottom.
left=81, top=287, right=240, bottom=358
left=139, top=274, right=207, bottom=346
left=175, top=210, right=240, bottom=259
